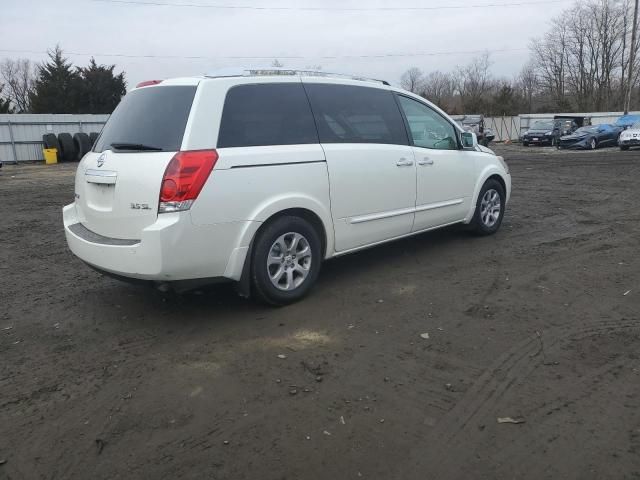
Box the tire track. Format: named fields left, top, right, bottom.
left=398, top=318, right=640, bottom=478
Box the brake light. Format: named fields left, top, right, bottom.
left=159, top=150, right=218, bottom=213
left=136, top=79, right=163, bottom=88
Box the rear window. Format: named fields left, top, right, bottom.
left=217, top=83, right=318, bottom=148
left=304, top=84, right=408, bottom=145
left=94, top=85, right=196, bottom=153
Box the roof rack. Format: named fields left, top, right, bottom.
left=204, top=67, right=390, bottom=86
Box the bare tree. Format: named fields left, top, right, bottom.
left=0, top=58, right=36, bottom=113
left=530, top=0, right=638, bottom=112
left=422, top=71, right=455, bottom=110
left=455, top=52, right=493, bottom=113
left=518, top=63, right=539, bottom=113
left=400, top=67, right=424, bottom=94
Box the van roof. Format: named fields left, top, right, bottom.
left=204, top=67, right=390, bottom=86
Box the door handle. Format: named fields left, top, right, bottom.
left=418, top=157, right=434, bottom=166
left=396, top=158, right=414, bottom=167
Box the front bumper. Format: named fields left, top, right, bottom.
left=619, top=138, right=640, bottom=147
left=522, top=135, right=554, bottom=145
left=63, top=203, right=259, bottom=282
left=558, top=139, right=588, bottom=149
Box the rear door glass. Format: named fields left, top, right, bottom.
left=304, top=83, right=408, bottom=145
left=94, top=85, right=197, bottom=153
left=217, top=83, right=319, bottom=148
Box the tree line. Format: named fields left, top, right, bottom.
left=0, top=46, right=126, bottom=114
left=2, top=0, right=637, bottom=117
left=401, top=0, right=640, bottom=115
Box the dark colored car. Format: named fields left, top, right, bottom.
left=521, top=120, right=562, bottom=147
left=558, top=124, right=618, bottom=150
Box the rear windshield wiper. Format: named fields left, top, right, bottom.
left=109, top=143, right=163, bottom=151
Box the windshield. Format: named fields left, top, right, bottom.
left=575, top=126, right=598, bottom=134
left=530, top=120, right=554, bottom=130
left=94, top=85, right=197, bottom=153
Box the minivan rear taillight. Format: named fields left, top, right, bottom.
left=158, top=150, right=218, bottom=213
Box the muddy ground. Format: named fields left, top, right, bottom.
left=1, top=145, right=639, bottom=480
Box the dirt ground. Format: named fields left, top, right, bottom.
left=1, top=145, right=640, bottom=480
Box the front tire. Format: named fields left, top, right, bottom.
left=589, top=137, right=597, bottom=150
left=620, top=145, right=630, bottom=151
left=251, top=216, right=322, bottom=306
left=470, top=179, right=506, bottom=236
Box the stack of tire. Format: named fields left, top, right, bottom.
left=42, top=132, right=100, bottom=162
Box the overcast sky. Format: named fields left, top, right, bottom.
left=1, top=0, right=570, bottom=88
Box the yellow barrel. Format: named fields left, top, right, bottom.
left=43, top=148, right=58, bottom=165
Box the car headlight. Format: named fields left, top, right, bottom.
left=545, top=131, right=553, bottom=135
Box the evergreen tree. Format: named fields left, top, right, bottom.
left=29, top=46, right=80, bottom=113
left=75, top=58, right=126, bottom=114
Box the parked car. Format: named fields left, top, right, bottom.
left=558, top=124, right=618, bottom=150
left=522, top=117, right=586, bottom=147
left=618, top=122, right=640, bottom=150
left=521, top=120, right=560, bottom=146
left=63, top=70, right=511, bottom=305
left=456, top=115, right=495, bottom=147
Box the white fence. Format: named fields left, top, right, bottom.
left=484, top=116, right=521, bottom=142
left=0, top=114, right=109, bottom=163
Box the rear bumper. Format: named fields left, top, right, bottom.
left=63, top=203, right=259, bottom=282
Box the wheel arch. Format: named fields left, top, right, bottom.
left=465, top=167, right=510, bottom=223
left=256, top=208, right=328, bottom=259
left=234, top=205, right=332, bottom=299
left=487, top=174, right=506, bottom=197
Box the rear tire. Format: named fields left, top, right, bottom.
left=469, top=179, right=506, bottom=236
left=589, top=137, right=597, bottom=150
left=73, top=132, right=91, bottom=161
left=251, top=216, right=322, bottom=306
left=57, top=133, right=76, bottom=162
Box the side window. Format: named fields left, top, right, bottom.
left=304, top=84, right=408, bottom=146
left=217, top=83, right=318, bottom=148
left=397, top=96, right=458, bottom=150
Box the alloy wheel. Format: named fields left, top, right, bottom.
left=480, top=189, right=501, bottom=228
left=267, top=232, right=313, bottom=291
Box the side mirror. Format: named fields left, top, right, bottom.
left=461, top=131, right=477, bottom=150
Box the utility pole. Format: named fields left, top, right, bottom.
left=625, top=0, right=639, bottom=114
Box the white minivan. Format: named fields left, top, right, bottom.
left=63, top=70, right=511, bottom=305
